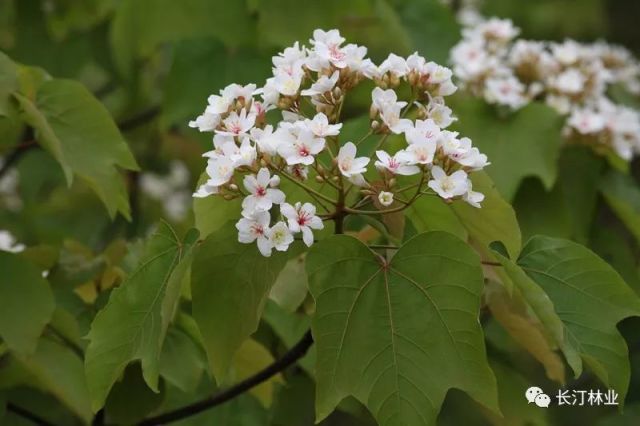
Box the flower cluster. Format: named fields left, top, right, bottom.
left=190, top=29, right=489, bottom=256
left=450, top=16, right=640, bottom=160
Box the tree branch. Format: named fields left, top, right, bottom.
left=136, top=330, right=314, bottom=426
left=7, top=403, right=58, bottom=426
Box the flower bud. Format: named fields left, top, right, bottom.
left=315, top=175, right=324, bottom=183
left=269, top=175, right=280, bottom=187
left=378, top=191, right=394, bottom=207
left=229, top=183, right=239, bottom=191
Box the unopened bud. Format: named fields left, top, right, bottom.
left=269, top=175, right=280, bottom=187
left=315, top=175, right=324, bottom=183
left=229, top=183, right=239, bottom=191
left=223, top=194, right=236, bottom=201
left=333, top=87, right=342, bottom=99
left=388, top=178, right=396, bottom=188
left=371, top=120, right=380, bottom=130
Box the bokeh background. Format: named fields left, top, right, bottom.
left=1, top=0, right=640, bottom=425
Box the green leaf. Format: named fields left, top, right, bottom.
left=269, top=253, right=309, bottom=312
left=518, top=236, right=640, bottom=401
left=85, top=223, right=198, bottom=411
left=164, top=38, right=272, bottom=126
left=159, top=326, right=206, bottom=393
left=600, top=170, right=640, bottom=246
left=14, top=337, right=92, bottom=423
left=13, top=79, right=139, bottom=219
left=395, top=0, right=460, bottom=64
left=193, top=174, right=242, bottom=238
left=450, top=95, right=563, bottom=200
left=110, top=0, right=254, bottom=77
left=450, top=171, right=521, bottom=259
left=0, top=251, right=55, bottom=355
left=406, top=195, right=468, bottom=241
left=485, top=280, right=566, bottom=384
left=104, top=364, right=165, bottom=425
left=230, top=339, right=283, bottom=407
left=0, top=51, right=18, bottom=116
left=307, top=232, right=498, bottom=425
left=191, top=223, right=289, bottom=382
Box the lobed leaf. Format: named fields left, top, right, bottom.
left=85, top=223, right=198, bottom=411
left=307, top=232, right=498, bottom=426
left=518, top=236, right=640, bottom=402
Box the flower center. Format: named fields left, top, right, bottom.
left=256, top=186, right=266, bottom=197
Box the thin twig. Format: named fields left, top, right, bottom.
left=136, top=330, right=314, bottom=426
left=7, top=403, right=58, bottom=426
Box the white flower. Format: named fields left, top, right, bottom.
left=218, top=109, right=256, bottom=136
left=189, top=111, right=220, bottom=132
left=457, top=147, right=490, bottom=170
left=206, top=93, right=232, bottom=115
left=231, top=138, right=257, bottom=167
left=281, top=202, right=324, bottom=246
left=266, top=221, right=294, bottom=253
left=205, top=156, right=236, bottom=186
left=379, top=53, right=409, bottom=77
left=278, top=129, right=325, bottom=165
left=0, top=230, right=25, bottom=253
left=301, top=71, right=339, bottom=97
left=405, top=119, right=441, bottom=144
left=305, top=113, right=342, bottom=137
left=251, top=125, right=294, bottom=156
left=552, top=69, right=586, bottom=95
left=380, top=106, right=412, bottom=134
left=193, top=179, right=219, bottom=198
left=371, top=87, right=406, bottom=113
left=242, top=168, right=285, bottom=213
left=568, top=109, right=606, bottom=134
left=451, top=40, right=491, bottom=79
left=374, top=150, right=420, bottom=175
left=378, top=191, right=394, bottom=207
left=428, top=102, right=456, bottom=128
left=236, top=210, right=273, bottom=256
left=337, top=142, right=369, bottom=183
left=484, top=75, right=527, bottom=109
left=397, top=139, right=436, bottom=165
left=428, top=166, right=469, bottom=199
left=273, top=67, right=305, bottom=96
left=273, top=42, right=307, bottom=70
left=310, top=29, right=345, bottom=48
left=343, top=44, right=370, bottom=73
left=463, top=182, right=485, bottom=208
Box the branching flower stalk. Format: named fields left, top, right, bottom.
left=190, top=29, right=490, bottom=256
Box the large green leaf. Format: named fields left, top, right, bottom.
left=395, top=0, right=460, bottom=64
left=164, top=38, right=272, bottom=127
left=600, top=170, right=640, bottom=245
left=256, top=0, right=411, bottom=57
left=406, top=195, right=468, bottom=241
left=0, top=252, right=55, bottom=355
left=191, top=224, right=289, bottom=382
left=518, top=236, right=640, bottom=401
left=85, top=223, right=199, bottom=411
left=450, top=171, right=521, bottom=259
left=14, top=337, right=93, bottom=424
left=230, top=339, right=283, bottom=407
left=13, top=79, right=139, bottom=219
left=450, top=95, right=563, bottom=200
left=307, top=232, right=498, bottom=425
left=110, top=0, right=254, bottom=77
left=192, top=174, right=241, bottom=238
